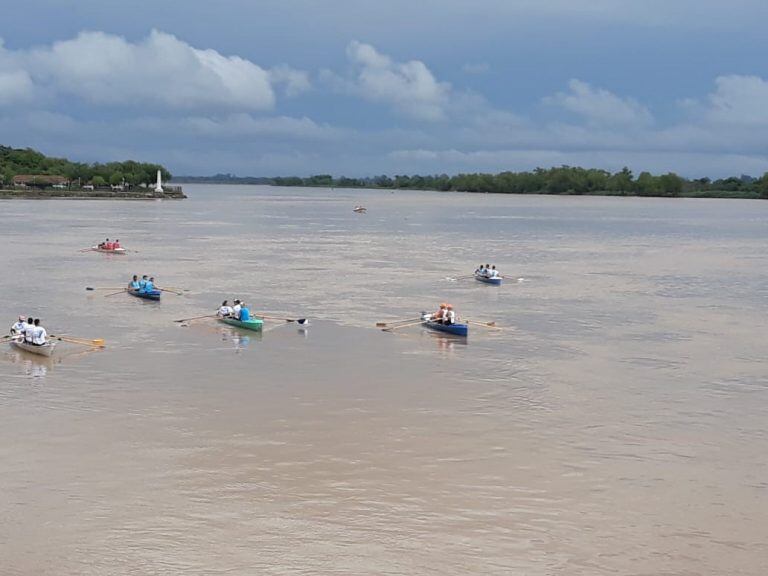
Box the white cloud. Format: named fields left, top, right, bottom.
left=2, top=30, right=308, bottom=111
left=544, top=79, right=653, bottom=127
left=269, top=65, right=311, bottom=97
left=0, top=69, right=34, bottom=105
left=338, top=40, right=451, bottom=121
left=174, top=113, right=343, bottom=140
left=699, top=75, right=768, bottom=125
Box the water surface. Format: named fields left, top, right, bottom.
left=1, top=186, right=767, bottom=575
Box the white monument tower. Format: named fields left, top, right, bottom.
left=154, top=170, right=164, bottom=193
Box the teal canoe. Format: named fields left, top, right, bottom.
left=217, top=316, right=264, bottom=332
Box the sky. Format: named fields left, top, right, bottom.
left=1, top=0, right=767, bottom=178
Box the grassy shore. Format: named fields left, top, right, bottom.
left=0, top=188, right=186, bottom=199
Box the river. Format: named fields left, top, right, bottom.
left=1, top=185, right=766, bottom=575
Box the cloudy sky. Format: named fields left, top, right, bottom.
left=1, top=0, right=767, bottom=177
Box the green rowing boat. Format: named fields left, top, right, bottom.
left=217, top=316, right=264, bottom=332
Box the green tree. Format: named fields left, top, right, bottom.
left=757, top=172, right=768, bottom=199
left=634, top=172, right=658, bottom=196
left=658, top=173, right=683, bottom=197
left=608, top=167, right=634, bottom=194
left=91, top=175, right=106, bottom=187
left=109, top=172, right=124, bottom=186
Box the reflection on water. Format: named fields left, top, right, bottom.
left=1, top=187, right=767, bottom=575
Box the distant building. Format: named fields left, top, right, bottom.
left=13, top=175, right=69, bottom=188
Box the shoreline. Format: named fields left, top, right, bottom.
left=174, top=181, right=763, bottom=200
left=0, top=189, right=186, bottom=200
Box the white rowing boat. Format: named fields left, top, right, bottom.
left=10, top=337, right=57, bottom=357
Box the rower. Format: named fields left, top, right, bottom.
left=138, top=275, right=148, bottom=291
left=31, top=318, right=47, bottom=346
left=10, top=315, right=26, bottom=335
left=24, top=316, right=35, bottom=343
left=431, top=303, right=447, bottom=323
left=232, top=299, right=242, bottom=320
left=218, top=300, right=233, bottom=317
left=489, top=265, right=499, bottom=278
left=239, top=302, right=251, bottom=321
left=475, top=264, right=485, bottom=276
left=144, top=277, right=156, bottom=293
left=444, top=305, right=456, bottom=326
left=113, top=239, right=121, bottom=249
left=484, top=264, right=491, bottom=277
left=128, top=275, right=140, bottom=290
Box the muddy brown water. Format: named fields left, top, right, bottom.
left=1, top=185, right=767, bottom=575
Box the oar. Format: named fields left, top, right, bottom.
left=104, top=289, right=127, bottom=297
left=78, top=247, right=94, bottom=252
left=50, top=335, right=106, bottom=347
left=86, top=286, right=126, bottom=291
left=255, top=314, right=308, bottom=325
left=445, top=274, right=474, bottom=282
left=382, top=319, right=425, bottom=332
left=375, top=317, right=422, bottom=328
left=158, top=287, right=183, bottom=296
left=1, top=334, right=14, bottom=341
left=174, top=314, right=217, bottom=323
left=466, top=320, right=503, bottom=330
left=160, top=286, right=187, bottom=292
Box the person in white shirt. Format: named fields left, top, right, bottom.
left=483, top=264, right=491, bottom=277
left=489, top=265, right=499, bottom=278
left=31, top=318, right=47, bottom=346
left=10, top=315, right=26, bottom=335
left=23, top=317, right=35, bottom=343
left=231, top=300, right=242, bottom=320
left=444, top=305, right=456, bottom=325
left=218, top=300, right=233, bottom=317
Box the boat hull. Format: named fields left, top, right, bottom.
left=423, top=320, right=468, bottom=337
left=10, top=338, right=56, bottom=357
left=91, top=246, right=126, bottom=254
left=218, top=316, right=264, bottom=332
left=474, top=274, right=502, bottom=285
left=128, top=289, right=161, bottom=301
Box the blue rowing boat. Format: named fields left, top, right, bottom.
left=422, top=319, right=468, bottom=337
left=128, top=288, right=161, bottom=301
left=474, top=273, right=502, bottom=286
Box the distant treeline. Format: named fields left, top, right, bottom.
left=272, top=168, right=768, bottom=199
left=174, top=173, right=273, bottom=185
left=0, top=146, right=171, bottom=187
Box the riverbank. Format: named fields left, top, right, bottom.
left=267, top=183, right=763, bottom=200
left=0, top=188, right=186, bottom=199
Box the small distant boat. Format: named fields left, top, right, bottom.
left=353, top=206, right=367, bottom=213
left=421, top=317, right=469, bottom=337
left=127, top=288, right=161, bottom=301
left=91, top=246, right=126, bottom=255
left=10, top=337, right=56, bottom=357
left=474, top=273, right=502, bottom=286
left=217, top=316, right=264, bottom=332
